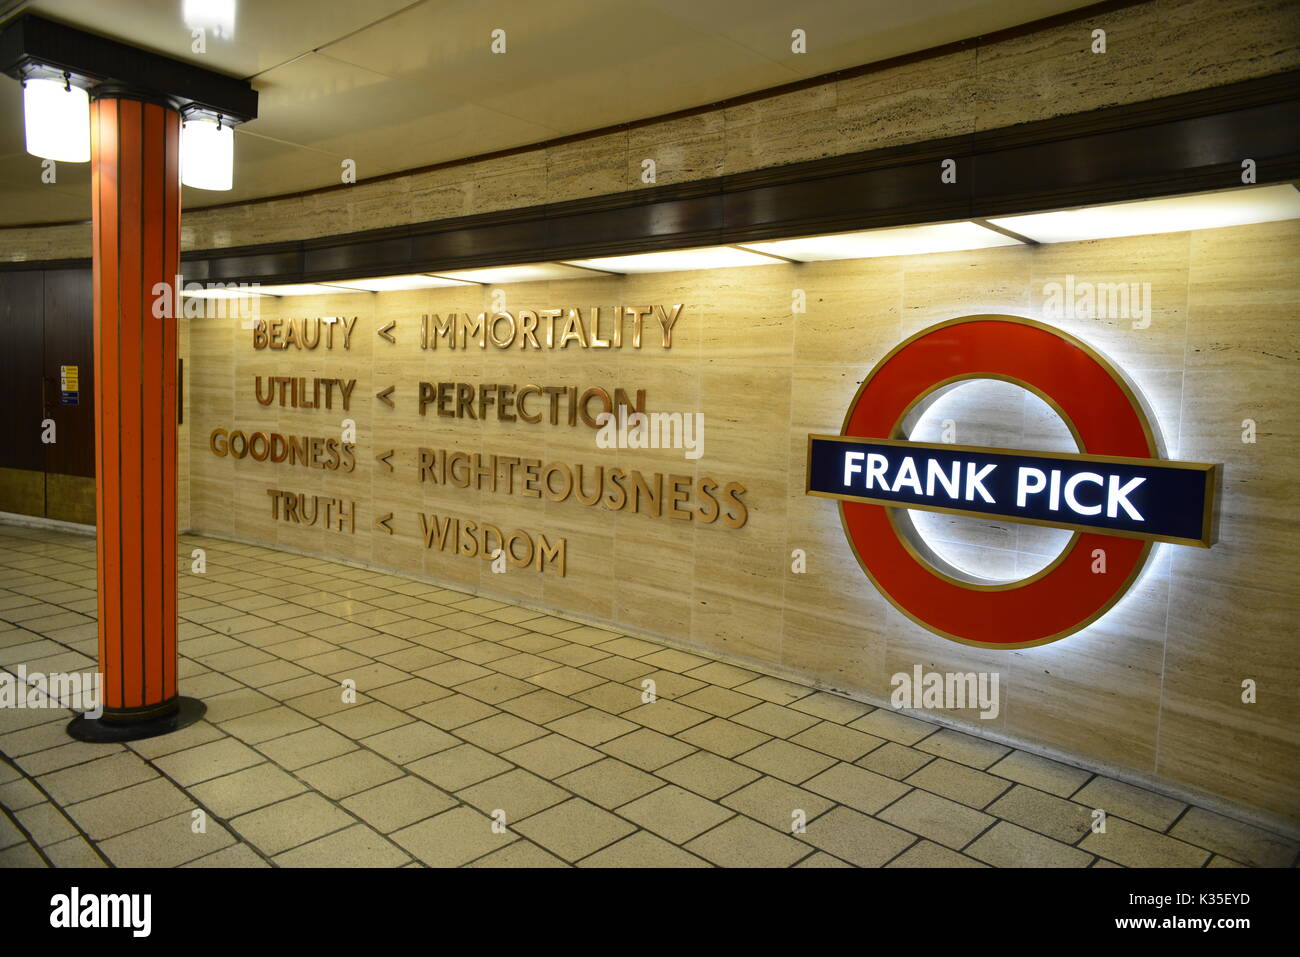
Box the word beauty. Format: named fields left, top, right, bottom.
left=420, top=304, right=683, bottom=350
left=251, top=316, right=358, bottom=350
left=808, top=436, right=1216, bottom=546
left=807, top=315, right=1222, bottom=649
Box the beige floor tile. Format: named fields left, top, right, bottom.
left=557, top=758, right=663, bottom=809
left=99, top=810, right=235, bottom=867
left=676, top=685, right=762, bottom=718
left=572, top=681, right=646, bottom=715
left=297, top=750, right=404, bottom=799
left=676, top=717, right=771, bottom=758
left=361, top=722, right=459, bottom=764
left=392, top=805, right=517, bottom=867
left=408, top=743, right=513, bottom=791
left=584, top=655, right=657, bottom=683
left=1073, top=776, right=1188, bottom=831
left=686, top=814, right=810, bottom=868
left=201, top=688, right=279, bottom=723
left=45, top=835, right=108, bottom=868
left=0, top=843, right=45, bottom=867
left=733, top=676, right=812, bottom=705
left=915, top=728, right=1010, bottom=769
left=153, top=738, right=264, bottom=787
left=731, top=702, right=820, bottom=738
left=515, top=797, right=637, bottom=861
left=598, top=727, right=696, bottom=771
left=630, top=670, right=707, bottom=700
left=528, top=666, right=606, bottom=696
left=493, top=652, right=564, bottom=679
left=67, top=777, right=197, bottom=840
left=256, top=725, right=357, bottom=771
left=467, top=841, right=570, bottom=868
left=457, top=768, right=570, bottom=821
left=986, top=750, right=1092, bottom=798
left=1168, top=807, right=1299, bottom=868
left=617, top=681, right=712, bottom=727
left=231, top=793, right=355, bottom=856
left=619, top=784, right=734, bottom=844
left=367, top=677, right=452, bottom=710
left=274, top=823, right=410, bottom=867
left=791, top=721, right=885, bottom=762
left=656, top=751, right=761, bottom=801
left=505, top=733, right=604, bottom=777
left=683, top=661, right=761, bottom=688
left=15, top=801, right=76, bottom=846
left=284, top=686, right=366, bottom=718
left=794, top=851, right=852, bottom=868
left=409, top=694, right=499, bottom=729
left=737, top=739, right=839, bottom=785
left=1079, top=817, right=1211, bottom=868
left=878, top=788, right=995, bottom=849
left=577, top=830, right=713, bottom=867
left=968, top=821, right=1094, bottom=868
left=38, top=752, right=158, bottom=806
left=906, top=758, right=1011, bottom=809
left=857, top=742, right=934, bottom=779
left=498, top=688, right=586, bottom=723
left=190, top=763, right=306, bottom=818
left=216, top=705, right=317, bottom=745
left=887, top=839, right=989, bottom=868
left=987, top=784, right=1094, bottom=844
left=789, top=692, right=874, bottom=724
left=319, top=702, right=412, bottom=738
left=0, top=776, right=42, bottom=811
left=341, top=776, right=457, bottom=833
left=803, top=762, right=912, bottom=814
left=546, top=707, right=637, bottom=746
left=797, top=806, right=916, bottom=867
left=722, top=776, right=836, bottom=832
left=454, top=673, right=540, bottom=705
left=847, top=709, right=936, bottom=745
left=456, top=713, right=549, bottom=752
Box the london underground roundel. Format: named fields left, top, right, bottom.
left=805, top=316, right=1220, bottom=649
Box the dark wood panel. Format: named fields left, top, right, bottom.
left=0, top=270, right=45, bottom=472
left=42, top=267, right=95, bottom=478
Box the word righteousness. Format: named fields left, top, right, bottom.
left=421, top=304, right=683, bottom=350
left=418, top=448, right=747, bottom=528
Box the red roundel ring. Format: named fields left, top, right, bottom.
left=839, top=315, right=1156, bottom=648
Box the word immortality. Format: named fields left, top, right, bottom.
left=420, top=304, right=683, bottom=350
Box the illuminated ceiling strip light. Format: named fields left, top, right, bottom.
left=431, top=263, right=604, bottom=284
left=180, top=287, right=270, bottom=299
left=562, top=245, right=785, bottom=274
left=320, top=275, right=477, bottom=292
left=736, top=221, right=1025, bottom=262
left=986, top=184, right=1300, bottom=243
left=251, top=283, right=353, bottom=296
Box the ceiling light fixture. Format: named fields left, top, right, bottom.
left=22, top=74, right=90, bottom=162
left=321, top=275, right=478, bottom=292
left=737, top=222, right=1025, bottom=261
left=986, top=185, right=1300, bottom=243
left=432, top=263, right=603, bottom=284
left=562, top=246, right=785, bottom=274
left=181, top=114, right=234, bottom=191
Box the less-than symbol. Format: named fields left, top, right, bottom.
left=378, top=321, right=396, bottom=343
left=376, top=449, right=395, bottom=471
left=375, top=513, right=394, bottom=534
left=376, top=385, right=395, bottom=408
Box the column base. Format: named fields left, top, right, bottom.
left=67, top=696, right=206, bottom=743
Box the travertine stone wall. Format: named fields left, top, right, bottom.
left=2, top=0, right=1298, bottom=261
left=187, top=219, right=1300, bottom=824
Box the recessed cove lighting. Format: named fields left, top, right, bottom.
left=180, top=286, right=268, bottom=299
left=254, top=283, right=357, bottom=296
left=563, top=246, right=783, bottom=274
left=738, top=222, right=1023, bottom=261
left=321, top=275, right=476, bottom=292
left=987, top=185, right=1300, bottom=243
left=433, top=263, right=599, bottom=284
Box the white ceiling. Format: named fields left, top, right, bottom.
left=0, top=0, right=1095, bottom=227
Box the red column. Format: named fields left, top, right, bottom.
left=70, top=93, right=202, bottom=740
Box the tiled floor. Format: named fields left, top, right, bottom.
left=1, top=523, right=1296, bottom=869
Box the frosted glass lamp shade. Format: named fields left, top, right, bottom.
left=23, top=78, right=90, bottom=163
left=181, top=116, right=233, bottom=190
